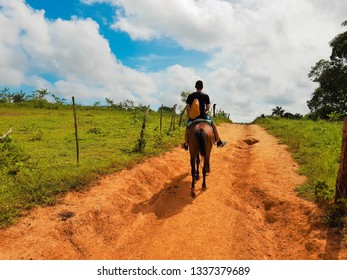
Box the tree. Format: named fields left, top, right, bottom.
left=32, top=88, right=49, bottom=100
left=307, top=20, right=347, bottom=119
left=105, top=98, right=114, bottom=106
left=119, top=99, right=135, bottom=110
left=51, top=94, right=67, bottom=105
left=12, top=90, right=27, bottom=103
left=330, top=20, right=347, bottom=62
left=180, top=91, right=190, bottom=112
left=180, top=91, right=190, bottom=103
left=158, top=105, right=172, bottom=112
left=0, top=88, right=12, bottom=103
left=271, top=106, right=285, bottom=117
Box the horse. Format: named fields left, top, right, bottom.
left=187, top=122, right=214, bottom=197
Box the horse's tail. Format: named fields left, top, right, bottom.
left=196, top=128, right=206, bottom=156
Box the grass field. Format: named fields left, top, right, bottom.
left=0, top=103, right=232, bottom=228
left=0, top=104, right=192, bottom=227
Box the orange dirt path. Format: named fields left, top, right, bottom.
left=0, top=123, right=346, bottom=260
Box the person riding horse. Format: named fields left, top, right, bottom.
left=182, top=80, right=227, bottom=150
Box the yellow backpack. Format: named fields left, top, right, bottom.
left=189, top=98, right=200, bottom=119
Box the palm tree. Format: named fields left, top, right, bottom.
left=271, top=106, right=285, bottom=117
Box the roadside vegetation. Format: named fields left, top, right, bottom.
left=254, top=117, right=341, bottom=202
left=254, top=117, right=346, bottom=227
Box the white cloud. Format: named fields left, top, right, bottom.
left=0, top=0, right=156, bottom=105
left=150, top=64, right=201, bottom=109
left=111, top=0, right=346, bottom=121
left=109, top=0, right=236, bottom=51
left=108, top=0, right=346, bottom=121
left=112, top=12, right=157, bottom=41
left=1, top=0, right=346, bottom=122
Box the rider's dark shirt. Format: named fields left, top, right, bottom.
left=186, top=91, right=210, bottom=119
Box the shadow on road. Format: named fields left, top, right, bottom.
left=132, top=172, right=203, bottom=219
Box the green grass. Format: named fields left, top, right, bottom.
left=254, top=117, right=342, bottom=203
left=0, top=104, right=189, bottom=227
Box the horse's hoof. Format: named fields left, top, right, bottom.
left=202, top=184, right=206, bottom=190
left=195, top=175, right=200, bottom=180
left=191, top=191, right=196, bottom=198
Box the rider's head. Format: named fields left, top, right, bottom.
left=195, top=80, right=203, bottom=90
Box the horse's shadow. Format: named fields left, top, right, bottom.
left=132, top=172, right=204, bottom=219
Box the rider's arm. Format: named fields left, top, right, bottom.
left=186, top=103, right=191, bottom=117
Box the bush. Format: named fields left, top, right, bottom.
left=0, top=136, right=30, bottom=176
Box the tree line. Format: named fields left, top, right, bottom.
left=0, top=88, right=162, bottom=112
left=0, top=87, right=230, bottom=120
left=0, top=87, right=147, bottom=110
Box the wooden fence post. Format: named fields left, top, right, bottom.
left=160, top=104, right=163, bottom=132
left=169, top=104, right=177, bottom=132
left=72, top=96, right=79, bottom=163
left=136, top=106, right=150, bottom=152
left=172, top=104, right=177, bottom=131
left=0, top=127, right=13, bottom=142
left=335, top=117, right=347, bottom=203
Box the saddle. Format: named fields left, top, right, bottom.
left=186, top=118, right=212, bottom=128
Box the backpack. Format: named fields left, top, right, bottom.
left=189, top=98, right=200, bottom=119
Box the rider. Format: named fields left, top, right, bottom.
left=182, top=80, right=227, bottom=150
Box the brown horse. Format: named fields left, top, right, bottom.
left=187, top=122, right=214, bottom=197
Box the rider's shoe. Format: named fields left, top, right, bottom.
left=217, top=140, right=227, bottom=148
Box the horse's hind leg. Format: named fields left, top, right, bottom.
left=202, top=165, right=207, bottom=190
left=190, top=156, right=196, bottom=197
left=195, top=154, right=200, bottom=180
left=205, top=161, right=210, bottom=173
left=202, top=157, right=210, bottom=190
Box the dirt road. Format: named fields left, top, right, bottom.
left=0, top=124, right=346, bottom=260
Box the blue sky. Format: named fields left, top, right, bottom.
left=0, top=0, right=346, bottom=122
left=27, top=0, right=208, bottom=71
